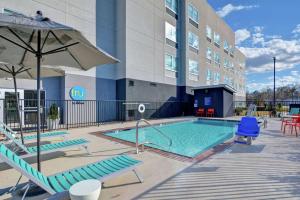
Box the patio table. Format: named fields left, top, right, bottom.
left=69, top=179, right=102, bottom=200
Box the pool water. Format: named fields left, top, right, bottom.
left=105, top=119, right=237, bottom=158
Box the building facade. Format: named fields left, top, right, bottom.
left=0, top=0, right=246, bottom=122
left=97, top=0, right=246, bottom=103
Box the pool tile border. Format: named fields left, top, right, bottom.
left=91, top=118, right=235, bottom=163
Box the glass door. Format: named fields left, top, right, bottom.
left=4, top=92, right=20, bottom=125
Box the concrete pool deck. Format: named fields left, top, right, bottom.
left=1, top=117, right=300, bottom=199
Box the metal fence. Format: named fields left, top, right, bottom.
left=7, top=98, right=299, bottom=132
left=233, top=100, right=300, bottom=117
left=1, top=99, right=192, bottom=132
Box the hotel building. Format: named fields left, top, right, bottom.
left=0, top=0, right=246, bottom=122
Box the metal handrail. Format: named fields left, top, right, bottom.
left=136, top=119, right=172, bottom=154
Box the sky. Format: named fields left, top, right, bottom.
left=207, top=0, right=300, bottom=92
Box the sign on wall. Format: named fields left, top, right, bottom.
left=204, top=97, right=212, bottom=106
left=70, top=86, right=86, bottom=101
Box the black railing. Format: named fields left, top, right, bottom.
left=1, top=99, right=192, bottom=132
left=233, top=100, right=300, bottom=117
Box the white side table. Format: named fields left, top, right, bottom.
left=69, top=179, right=102, bottom=200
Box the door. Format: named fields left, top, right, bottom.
left=4, top=92, right=21, bottom=126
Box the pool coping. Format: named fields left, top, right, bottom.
left=91, top=118, right=237, bottom=163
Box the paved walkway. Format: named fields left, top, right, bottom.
left=1, top=118, right=300, bottom=199
left=134, top=119, right=300, bottom=200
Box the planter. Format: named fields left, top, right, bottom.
left=48, top=118, right=59, bottom=130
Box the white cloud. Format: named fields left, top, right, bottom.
left=291, top=70, right=299, bottom=76
left=266, top=35, right=282, bottom=39
left=247, top=71, right=300, bottom=92
left=217, top=4, right=259, bottom=18
left=235, top=29, right=251, bottom=45
left=243, top=24, right=300, bottom=92
left=252, top=26, right=265, bottom=45
left=292, top=24, right=300, bottom=37
left=238, top=26, right=300, bottom=74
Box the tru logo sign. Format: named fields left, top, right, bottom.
left=70, top=86, right=86, bottom=101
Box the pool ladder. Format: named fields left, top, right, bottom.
left=136, top=119, right=173, bottom=154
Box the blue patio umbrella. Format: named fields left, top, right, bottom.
left=0, top=11, right=119, bottom=171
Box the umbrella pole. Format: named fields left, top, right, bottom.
left=12, top=74, right=25, bottom=144
left=36, top=30, right=41, bottom=171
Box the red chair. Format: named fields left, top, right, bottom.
left=283, top=115, right=300, bottom=135
left=196, top=108, right=205, bottom=117
left=292, top=122, right=300, bottom=137
left=281, top=116, right=295, bottom=130
left=207, top=108, right=215, bottom=117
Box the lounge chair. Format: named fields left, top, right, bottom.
left=235, top=116, right=260, bottom=145
left=0, top=144, right=143, bottom=199
left=0, top=125, right=90, bottom=158
left=0, top=122, right=68, bottom=142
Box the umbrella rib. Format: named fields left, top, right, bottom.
left=0, top=34, right=35, bottom=54
left=22, top=65, right=34, bottom=79
left=49, top=30, right=85, bottom=70
left=19, top=30, right=35, bottom=66
left=41, top=31, right=51, bottom=51
left=8, top=28, right=35, bottom=52
left=14, top=66, right=24, bottom=74
left=41, top=42, right=79, bottom=55
left=18, top=68, right=31, bottom=74
left=0, top=66, right=12, bottom=74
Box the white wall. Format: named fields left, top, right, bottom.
left=0, top=0, right=97, bottom=77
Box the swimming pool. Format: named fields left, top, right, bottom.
left=105, top=119, right=237, bottom=158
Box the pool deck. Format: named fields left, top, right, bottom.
left=1, top=117, right=300, bottom=199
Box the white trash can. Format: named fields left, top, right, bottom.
left=69, top=179, right=102, bottom=200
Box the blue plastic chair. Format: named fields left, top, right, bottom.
left=236, top=117, right=260, bottom=138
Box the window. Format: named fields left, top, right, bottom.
left=206, top=48, right=212, bottom=61
left=188, top=4, right=199, bottom=23
left=224, top=76, right=229, bottom=85
left=229, top=45, right=234, bottom=55
left=128, top=80, right=134, bottom=86
left=229, top=78, right=233, bottom=87
left=165, top=22, right=176, bottom=43
left=24, top=90, right=45, bottom=108
left=188, top=32, right=199, bottom=50
left=214, top=32, right=220, bottom=46
left=214, top=52, right=220, bottom=65
left=206, top=69, right=212, bottom=81
left=165, top=0, right=177, bottom=13
left=206, top=25, right=212, bottom=40
left=214, top=72, right=220, bottom=84
left=224, top=40, right=229, bottom=52
left=217, top=73, right=221, bottom=83
left=224, top=58, right=229, bottom=68
left=165, top=54, right=177, bottom=71
left=189, top=59, right=199, bottom=75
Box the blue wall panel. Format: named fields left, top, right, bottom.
left=42, top=77, right=62, bottom=100
left=96, top=77, right=117, bottom=121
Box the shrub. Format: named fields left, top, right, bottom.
left=48, top=103, right=59, bottom=120
left=235, top=107, right=245, bottom=116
